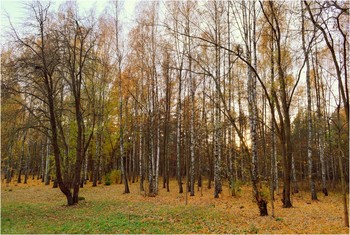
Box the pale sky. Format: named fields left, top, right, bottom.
left=0, top=0, right=137, bottom=48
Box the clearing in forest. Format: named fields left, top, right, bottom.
left=1, top=179, right=348, bottom=234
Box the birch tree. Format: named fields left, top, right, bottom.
left=301, top=0, right=317, bottom=200
left=115, top=0, right=130, bottom=194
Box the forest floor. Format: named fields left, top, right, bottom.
left=1, top=178, right=349, bottom=234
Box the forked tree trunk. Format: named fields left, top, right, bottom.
left=243, top=0, right=268, bottom=216
left=270, top=0, right=293, bottom=208
left=48, top=86, right=73, bottom=205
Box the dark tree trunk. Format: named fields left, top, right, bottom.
left=6, top=145, right=13, bottom=184
left=53, top=179, right=58, bottom=188
left=208, top=139, right=213, bottom=190
left=24, top=169, right=28, bottom=184
left=47, top=81, right=74, bottom=205
left=92, top=159, right=98, bottom=187
left=122, top=156, right=130, bottom=193
left=6, top=167, right=12, bottom=184
left=17, top=169, right=22, bottom=184
left=258, top=198, right=268, bottom=216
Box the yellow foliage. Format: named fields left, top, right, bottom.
left=110, top=169, right=121, bottom=184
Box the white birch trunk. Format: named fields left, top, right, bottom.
left=213, top=1, right=222, bottom=198
left=301, top=0, right=317, bottom=200
left=292, top=154, right=299, bottom=193
left=45, top=137, right=50, bottom=185
left=155, top=120, right=160, bottom=194
left=176, top=76, right=183, bottom=193
left=41, top=140, right=45, bottom=182
left=139, top=120, right=144, bottom=192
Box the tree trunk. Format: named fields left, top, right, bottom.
left=18, top=132, right=27, bottom=184
left=6, top=144, right=13, bottom=184
left=72, top=118, right=84, bottom=204
left=292, top=154, right=299, bottom=193
left=40, top=140, right=45, bottom=182
left=226, top=8, right=235, bottom=194
left=92, top=158, right=99, bottom=187
left=45, top=137, right=51, bottom=185
left=272, top=0, right=293, bottom=207
left=336, top=108, right=349, bottom=227
left=213, top=1, right=222, bottom=199
left=270, top=120, right=275, bottom=217
left=24, top=152, right=29, bottom=184
left=162, top=53, right=171, bottom=192
left=132, top=131, right=136, bottom=184
left=84, top=149, right=88, bottom=184
left=119, top=65, right=129, bottom=194
left=149, top=110, right=154, bottom=195
left=176, top=69, right=183, bottom=194
left=338, top=146, right=349, bottom=227
left=48, top=86, right=73, bottom=206
left=115, top=0, right=129, bottom=194
left=301, top=0, right=317, bottom=201
left=189, top=53, right=195, bottom=197
left=243, top=0, right=268, bottom=215
left=155, top=118, right=160, bottom=194
left=270, top=29, right=277, bottom=208
left=208, top=103, right=214, bottom=190
left=139, top=121, right=144, bottom=192
left=313, top=48, right=328, bottom=196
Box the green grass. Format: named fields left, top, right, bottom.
left=2, top=180, right=348, bottom=234
left=1, top=194, right=237, bottom=234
